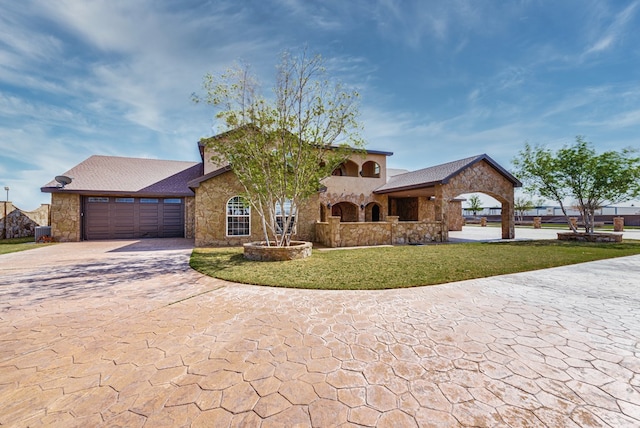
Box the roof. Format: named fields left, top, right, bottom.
left=41, top=155, right=203, bottom=197
left=375, top=154, right=521, bottom=194
left=187, top=165, right=232, bottom=188
left=197, top=126, right=393, bottom=160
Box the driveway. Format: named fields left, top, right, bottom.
left=1, top=237, right=639, bottom=427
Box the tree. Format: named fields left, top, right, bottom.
left=193, top=50, right=364, bottom=246
left=513, top=196, right=535, bottom=222
left=513, top=137, right=640, bottom=233
left=467, top=195, right=482, bottom=216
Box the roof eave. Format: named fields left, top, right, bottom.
left=187, top=165, right=232, bottom=188
left=374, top=181, right=439, bottom=195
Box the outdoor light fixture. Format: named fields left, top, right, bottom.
left=360, top=204, right=365, bottom=210
left=327, top=203, right=331, bottom=209
left=4, top=186, right=8, bottom=202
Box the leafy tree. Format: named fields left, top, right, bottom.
left=466, top=195, right=482, bottom=216
left=514, top=196, right=535, bottom=222
left=513, top=137, right=640, bottom=233
left=193, top=50, right=364, bottom=246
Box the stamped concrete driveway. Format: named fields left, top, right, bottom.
left=1, top=238, right=639, bottom=427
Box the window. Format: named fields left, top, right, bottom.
left=361, top=161, right=381, bottom=178
left=227, top=196, right=250, bottom=236
left=115, top=197, right=134, bottom=203
left=88, top=197, right=109, bottom=203
left=140, top=198, right=159, bottom=204
left=275, top=199, right=296, bottom=234
left=164, top=198, right=182, bottom=204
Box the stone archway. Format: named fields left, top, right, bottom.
left=365, top=202, right=382, bottom=222
left=436, top=160, right=516, bottom=240
left=331, top=202, right=358, bottom=222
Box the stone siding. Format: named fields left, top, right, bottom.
left=184, top=196, right=195, bottom=239
left=440, top=160, right=516, bottom=239
left=51, top=193, right=81, bottom=242
left=447, top=200, right=464, bottom=231
left=0, top=202, right=50, bottom=239
left=194, top=171, right=318, bottom=247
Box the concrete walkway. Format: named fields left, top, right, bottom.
left=1, top=232, right=639, bottom=427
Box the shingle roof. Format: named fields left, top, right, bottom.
left=375, top=154, right=521, bottom=194
left=41, top=155, right=202, bottom=196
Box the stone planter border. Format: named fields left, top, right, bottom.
left=557, top=232, right=622, bottom=243
left=243, top=241, right=313, bottom=261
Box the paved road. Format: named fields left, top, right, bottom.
left=1, top=234, right=639, bottom=427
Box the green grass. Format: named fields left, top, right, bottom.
left=0, top=237, right=54, bottom=255
left=190, top=240, right=640, bottom=290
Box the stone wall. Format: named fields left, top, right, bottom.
left=51, top=193, right=81, bottom=242
left=184, top=196, right=195, bottom=239
left=394, top=221, right=443, bottom=245
left=0, top=202, right=50, bottom=239
left=316, top=216, right=444, bottom=248
left=337, top=221, right=392, bottom=247
left=194, top=171, right=318, bottom=247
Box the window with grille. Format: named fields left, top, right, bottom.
left=226, top=196, right=250, bottom=236
left=275, top=199, right=296, bottom=234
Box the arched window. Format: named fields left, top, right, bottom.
left=227, top=196, right=250, bottom=236
left=361, top=161, right=381, bottom=178
left=331, top=160, right=359, bottom=177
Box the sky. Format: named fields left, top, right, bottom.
left=1, top=0, right=640, bottom=210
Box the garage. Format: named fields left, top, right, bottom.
left=83, top=196, right=185, bottom=240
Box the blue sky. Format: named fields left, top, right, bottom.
left=1, top=0, right=640, bottom=210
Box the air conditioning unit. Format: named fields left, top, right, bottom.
left=35, top=226, right=52, bottom=242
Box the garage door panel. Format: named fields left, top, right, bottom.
left=84, top=197, right=184, bottom=240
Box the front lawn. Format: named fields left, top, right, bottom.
left=191, top=240, right=640, bottom=290
left=0, top=237, right=53, bottom=255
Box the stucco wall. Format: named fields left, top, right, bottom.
left=51, top=193, right=81, bottom=242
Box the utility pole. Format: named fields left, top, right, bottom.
left=2, top=186, right=7, bottom=239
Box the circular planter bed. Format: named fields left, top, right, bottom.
left=243, top=241, right=312, bottom=261
left=557, top=232, right=622, bottom=243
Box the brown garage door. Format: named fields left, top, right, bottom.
left=83, top=197, right=184, bottom=240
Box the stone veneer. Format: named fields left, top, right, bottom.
left=194, top=156, right=516, bottom=247
left=439, top=160, right=516, bottom=239
left=194, top=171, right=318, bottom=247
left=557, top=232, right=622, bottom=243
left=316, top=216, right=443, bottom=247
left=51, top=193, right=81, bottom=242
left=184, top=196, right=195, bottom=239
left=243, top=241, right=313, bottom=261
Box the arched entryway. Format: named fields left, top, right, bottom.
left=331, top=202, right=358, bottom=222
left=365, top=202, right=382, bottom=222
left=456, top=193, right=504, bottom=239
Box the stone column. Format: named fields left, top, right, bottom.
left=501, top=199, right=515, bottom=239
left=387, top=216, right=399, bottom=245
left=480, top=217, right=487, bottom=227
left=328, top=216, right=341, bottom=248
left=569, top=217, right=578, bottom=230
left=613, top=217, right=624, bottom=232
left=433, top=185, right=448, bottom=242
left=533, top=217, right=542, bottom=229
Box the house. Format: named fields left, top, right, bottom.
left=42, top=133, right=521, bottom=246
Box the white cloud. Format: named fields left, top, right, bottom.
left=583, top=0, right=639, bottom=57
